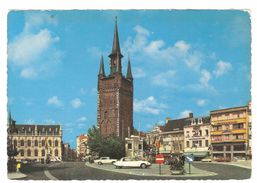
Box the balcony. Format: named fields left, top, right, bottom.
left=211, top=118, right=246, bottom=124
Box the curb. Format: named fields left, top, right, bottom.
left=85, top=163, right=217, bottom=178
left=8, top=172, right=28, bottom=180
left=210, top=162, right=251, bottom=170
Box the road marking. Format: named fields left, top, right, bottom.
left=44, top=170, right=58, bottom=180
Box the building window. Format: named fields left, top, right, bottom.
left=34, top=149, right=38, bottom=156
left=205, top=140, right=209, bottom=147
left=21, top=140, right=24, bottom=146
left=42, top=140, right=45, bottom=147
left=233, top=123, right=244, bottom=130
left=13, top=140, right=17, bottom=147
left=55, top=140, right=59, bottom=147
left=34, top=140, right=38, bottom=147
left=234, top=145, right=245, bottom=151
left=226, top=145, right=231, bottom=151
left=199, top=130, right=202, bottom=136
left=20, top=150, right=24, bottom=156
left=199, top=140, right=202, bottom=147
left=27, top=149, right=31, bottom=157
left=186, top=141, right=190, bottom=147
left=205, top=129, right=209, bottom=136
left=42, top=149, right=45, bottom=157
left=27, top=140, right=31, bottom=147
left=138, top=144, right=142, bottom=150
left=55, top=149, right=58, bottom=156
left=128, top=143, right=132, bottom=150
left=213, top=146, right=223, bottom=151
left=48, top=140, right=52, bottom=147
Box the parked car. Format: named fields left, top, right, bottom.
left=215, top=157, right=230, bottom=162
left=94, top=157, right=117, bottom=165
left=201, top=157, right=212, bottom=162
left=113, top=157, right=151, bottom=169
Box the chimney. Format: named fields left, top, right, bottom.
left=165, top=117, right=171, bottom=124
left=189, top=113, right=193, bottom=118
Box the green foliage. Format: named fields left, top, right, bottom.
left=87, top=125, right=125, bottom=159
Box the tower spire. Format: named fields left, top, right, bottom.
left=109, top=16, right=123, bottom=58
left=98, top=55, right=105, bottom=77
left=126, top=55, right=133, bottom=80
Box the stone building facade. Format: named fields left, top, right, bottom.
left=10, top=124, right=62, bottom=162
left=97, top=18, right=133, bottom=139
left=76, top=134, right=89, bottom=161
left=210, top=103, right=251, bottom=160
left=125, top=135, right=144, bottom=158
left=184, top=116, right=211, bottom=160
left=159, top=114, right=193, bottom=155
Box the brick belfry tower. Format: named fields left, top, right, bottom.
left=97, top=17, right=133, bottom=140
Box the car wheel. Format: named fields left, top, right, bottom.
left=141, top=163, right=147, bottom=169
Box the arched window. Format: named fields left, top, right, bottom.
left=20, top=150, right=24, bottom=156
left=42, top=149, right=45, bottom=156
left=21, top=139, right=24, bottom=146
left=55, top=140, right=58, bottom=147
left=48, top=140, right=52, bottom=147
left=42, top=140, right=45, bottom=147
left=27, top=140, right=31, bottom=147
left=55, top=149, right=58, bottom=156
left=34, top=140, right=38, bottom=147
left=27, top=149, right=31, bottom=157
left=34, top=149, right=38, bottom=157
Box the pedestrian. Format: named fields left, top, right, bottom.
left=16, top=163, right=21, bottom=172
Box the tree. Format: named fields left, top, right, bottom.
left=87, top=125, right=125, bottom=159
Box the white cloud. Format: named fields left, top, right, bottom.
left=47, top=96, right=63, bottom=107
left=8, top=12, right=62, bottom=79
left=24, top=12, right=58, bottom=32
left=124, top=25, right=192, bottom=65
left=134, top=96, right=167, bottom=115
left=174, top=40, right=191, bottom=53
left=185, top=52, right=203, bottom=71
left=43, top=119, right=57, bottom=124
left=133, top=67, right=146, bottom=78
left=200, top=69, right=212, bottom=87
left=157, top=120, right=165, bottom=126
left=179, top=110, right=192, bottom=118
left=71, top=98, right=83, bottom=109
left=20, top=68, right=38, bottom=79
left=77, top=116, right=87, bottom=122
left=196, top=99, right=207, bottom=106
left=8, top=29, right=59, bottom=66
left=213, top=60, right=232, bottom=77
left=152, top=70, right=176, bottom=87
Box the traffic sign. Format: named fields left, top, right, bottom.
left=185, top=154, right=194, bottom=163
left=155, top=154, right=165, bottom=164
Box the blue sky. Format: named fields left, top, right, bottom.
left=8, top=10, right=251, bottom=148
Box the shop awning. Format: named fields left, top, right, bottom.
left=183, top=151, right=209, bottom=158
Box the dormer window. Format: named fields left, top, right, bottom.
left=49, top=128, right=52, bottom=132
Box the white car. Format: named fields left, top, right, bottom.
left=113, top=157, right=151, bottom=169
left=201, top=157, right=212, bottom=162
left=94, top=157, right=117, bottom=165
